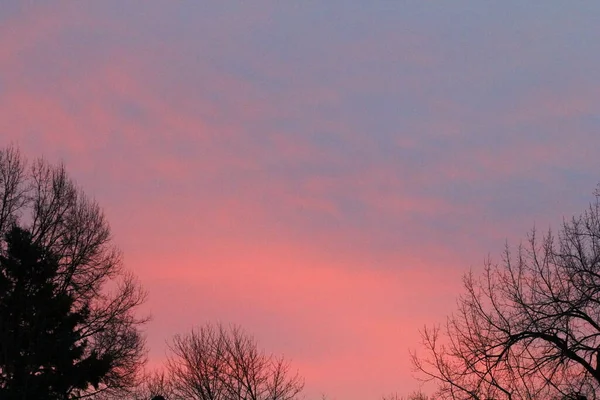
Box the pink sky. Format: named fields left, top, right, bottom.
left=1, top=2, right=600, bottom=399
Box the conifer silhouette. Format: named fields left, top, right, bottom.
left=0, top=226, right=112, bottom=399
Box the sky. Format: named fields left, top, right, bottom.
left=1, top=2, right=600, bottom=399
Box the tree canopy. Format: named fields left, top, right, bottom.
left=0, top=145, right=147, bottom=397
left=0, top=226, right=112, bottom=399
left=413, top=192, right=600, bottom=399
left=166, top=323, right=304, bottom=400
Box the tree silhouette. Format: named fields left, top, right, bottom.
left=0, top=145, right=147, bottom=397
left=412, top=190, right=600, bottom=399
left=167, top=323, right=304, bottom=400
left=0, top=226, right=112, bottom=399
left=128, top=370, right=174, bottom=400
left=382, top=391, right=431, bottom=400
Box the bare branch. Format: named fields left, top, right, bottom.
left=413, top=191, right=600, bottom=400
left=166, top=323, right=304, bottom=400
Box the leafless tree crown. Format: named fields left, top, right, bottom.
left=383, top=390, right=431, bottom=400
left=412, top=193, right=600, bottom=400
left=166, top=323, right=304, bottom=400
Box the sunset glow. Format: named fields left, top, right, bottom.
left=1, top=2, right=600, bottom=399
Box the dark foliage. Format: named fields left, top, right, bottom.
left=0, top=226, right=111, bottom=399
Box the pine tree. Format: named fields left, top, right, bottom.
left=0, top=226, right=112, bottom=399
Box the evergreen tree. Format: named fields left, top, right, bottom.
left=0, top=226, right=111, bottom=399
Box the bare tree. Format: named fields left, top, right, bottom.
left=412, top=192, right=600, bottom=400
left=0, top=146, right=28, bottom=240
left=167, top=323, right=304, bottom=400
left=0, top=145, right=148, bottom=397
left=383, top=390, right=431, bottom=400
left=121, top=369, right=176, bottom=400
